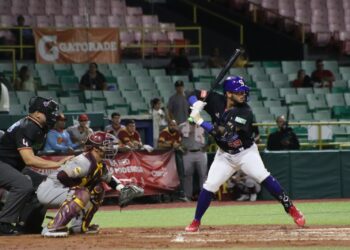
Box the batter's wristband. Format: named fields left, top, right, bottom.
left=201, top=121, right=214, bottom=133
left=188, top=95, right=198, bottom=106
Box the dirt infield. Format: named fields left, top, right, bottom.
left=1, top=225, right=350, bottom=249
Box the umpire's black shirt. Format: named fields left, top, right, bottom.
left=0, top=116, right=46, bottom=171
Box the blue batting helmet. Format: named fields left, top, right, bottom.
left=223, top=76, right=250, bottom=93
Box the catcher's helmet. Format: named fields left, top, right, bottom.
left=85, top=131, right=118, bottom=160
left=28, top=96, right=59, bottom=128
left=223, top=76, right=250, bottom=94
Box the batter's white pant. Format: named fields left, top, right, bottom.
left=203, top=144, right=270, bottom=193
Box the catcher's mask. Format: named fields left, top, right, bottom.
left=85, top=131, right=118, bottom=160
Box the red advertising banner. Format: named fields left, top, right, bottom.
left=32, top=150, right=179, bottom=196
left=33, top=28, right=120, bottom=64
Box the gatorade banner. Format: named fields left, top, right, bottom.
left=33, top=28, right=120, bottom=64
left=33, top=150, right=179, bottom=196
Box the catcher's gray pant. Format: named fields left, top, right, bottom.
left=183, top=151, right=208, bottom=199
left=37, top=178, right=93, bottom=228
left=0, top=161, right=34, bottom=223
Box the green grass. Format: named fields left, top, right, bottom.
left=90, top=201, right=350, bottom=228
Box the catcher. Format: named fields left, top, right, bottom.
left=37, top=131, right=144, bottom=237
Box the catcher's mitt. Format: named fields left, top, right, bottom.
left=118, top=184, right=144, bottom=208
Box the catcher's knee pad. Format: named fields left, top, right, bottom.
left=90, top=184, right=105, bottom=205
left=47, top=188, right=90, bottom=231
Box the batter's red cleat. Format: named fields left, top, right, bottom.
left=185, top=219, right=200, bottom=232
left=288, top=205, right=305, bottom=227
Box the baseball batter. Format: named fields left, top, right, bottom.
left=37, top=131, right=144, bottom=237
left=185, top=76, right=305, bottom=232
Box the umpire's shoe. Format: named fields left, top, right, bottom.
left=288, top=205, right=306, bottom=227
left=41, top=226, right=68, bottom=237
left=185, top=219, right=200, bottom=232
left=0, top=222, right=19, bottom=236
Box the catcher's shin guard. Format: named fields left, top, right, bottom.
left=70, top=185, right=105, bottom=234
left=43, top=188, right=90, bottom=237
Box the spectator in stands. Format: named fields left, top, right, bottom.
left=227, top=170, right=261, bottom=201
left=167, top=80, right=190, bottom=124
left=207, top=47, right=226, bottom=68
left=118, top=119, right=142, bottom=150
left=151, top=98, right=167, bottom=147
left=0, top=82, right=9, bottom=114
left=311, top=59, right=335, bottom=89
left=66, top=114, right=93, bottom=149
left=233, top=47, right=252, bottom=68
left=105, top=112, right=125, bottom=138
left=167, top=48, right=192, bottom=76
left=292, top=69, right=313, bottom=88
left=158, top=120, right=182, bottom=150
left=14, top=66, right=37, bottom=91
left=267, top=115, right=300, bottom=151
left=79, top=63, right=107, bottom=90
left=11, top=15, right=34, bottom=59
left=44, top=113, right=79, bottom=153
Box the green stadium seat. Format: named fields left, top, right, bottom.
left=172, top=75, right=189, bottom=83
left=71, top=64, right=88, bottom=72
left=323, top=61, right=339, bottom=73
left=61, top=82, right=79, bottom=91
left=249, top=100, right=264, bottom=107
left=293, top=113, right=313, bottom=121
left=0, top=63, right=14, bottom=74
left=98, top=68, right=112, bottom=77
left=339, top=66, right=350, bottom=75
left=183, top=81, right=194, bottom=90
left=269, top=106, right=288, bottom=117
left=135, top=76, right=154, bottom=85
left=59, top=96, right=80, bottom=104
left=109, top=64, right=126, bottom=71
left=36, top=90, right=58, bottom=101
left=16, top=91, right=36, bottom=105
left=281, top=61, right=301, bottom=74
left=137, top=81, right=157, bottom=91
left=313, top=110, right=332, bottom=120
left=84, top=90, right=105, bottom=103
left=130, top=102, right=149, bottom=114
left=301, top=61, right=315, bottom=75
left=272, top=81, right=290, bottom=88
left=9, top=104, right=26, bottom=115
left=263, top=100, right=281, bottom=107
left=333, top=106, right=350, bottom=119
left=35, top=64, right=53, bottom=72
left=60, top=75, right=79, bottom=85
left=247, top=67, right=265, bottom=75
left=254, top=113, right=275, bottom=122
left=260, top=88, right=280, bottom=100
left=154, top=76, right=172, bottom=85
left=287, top=73, right=297, bottom=81
left=142, top=89, right=161, bottom=104
left=130, top=69, right=149, bottom=77
left=125, top=63, right=143, bottom=71
left=148, top=69, right=166, bottom=77
left=91, top=101, right=106, bottom=113
left=325, top=93, right=345, bottom=108
left=210, top=68, right=223, bottom=77
left=279, top=88, right=296, bottom=98
left=306, top=94, right=328, bottom=111
left=313, top=88, right=330, bottom=94
left=8, top=91, right=18, bottom=104
left=270, top=74, right=288, bottom=82
left=262, top=61, right=281, bottom=68
left=251, top=74, right=270, bottom=82
left=289, top=105, right=308, bottom=115
left=256, top=81, right=273, bottom=89
left=192, top=68, right=211, bottom=79
left=296, top=88, right=313, bottom=95
left=122, top=90, right=143, bottom=102
left=117, top=77, right=138, bottom=91
left=265, top=67, right=282, bottom=75
left=105, top=76, right=117, bottom=84
left=107, top=106, right=129, bottom=116
left=285, top=94, right=307, bottom=105
left=110, top=68, right=130, bottom=77
left=251, top=107, right=270, bottom=114
left=65, top=103, right=85, bottom=112
left=344, top=93, right=350, bottom=105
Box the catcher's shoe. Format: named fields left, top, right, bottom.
left=69, top=224, right=100, bottom=235
left=41, top=226, right=68, bottom=238
left=288, top=205, right=305, bottom=227
left=185, top=219, right=200, bottom=232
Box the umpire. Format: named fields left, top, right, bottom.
left=0, top=96, right=72, bottom=235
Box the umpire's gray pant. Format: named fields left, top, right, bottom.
left=183, top=151, right=208, bottom=199
left=0, top=161, right=34, bottom=223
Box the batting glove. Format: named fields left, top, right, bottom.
left=189, top=110, right=204, bottom=126
left=190, top=100, right=207, bottom=112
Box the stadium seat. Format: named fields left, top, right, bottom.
left=260, top=88, right=280, bottom=100
left=255, top=81, right=273, bottom=89
left=307, top=93, right=328, bottom=110
left=16, top=91, right=36, bottom=105
left=65, top=103, right=85, bottom=113
left=251, top=107, right=270, bottom=115
left=293, top=112, right=313, bottom=121
left=263, top=100, right=281, bottom=107
left=313, top=110, right=332, bottom=120
left=194, top=82, right=211, bottom=91
left=154, top=76, right=172, bottom=85
left=285, top=94, right=307, bottom=105
left=117, top=77, right=138, bottom=91
left=325, top=93, right=346, bottom=107
left=296, top=88, right=313, bottom=95
left=279, top=88, right=296, bottom=98
left=59, top=96, right=80, bottom=104
left=269, top=106, right=288, bottom=117
left=281, top=61, right=301, bottom=74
